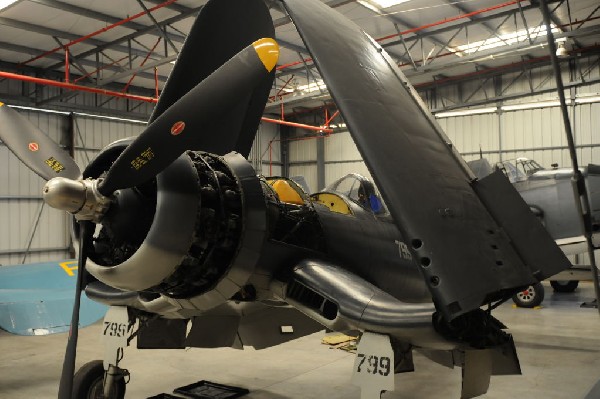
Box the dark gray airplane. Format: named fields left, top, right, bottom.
left=0, top=0, right=573, bottom=398
left=469, top=157, right=600, bottom=307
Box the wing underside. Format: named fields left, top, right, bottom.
left=281, top=0, right=571, bottom=320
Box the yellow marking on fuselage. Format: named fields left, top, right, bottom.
left=59, top=260, right=78, bottom=276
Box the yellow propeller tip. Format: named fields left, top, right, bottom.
left=253, top=38, right=279, bottom=72
left=0, top=102, right=4, bottom=107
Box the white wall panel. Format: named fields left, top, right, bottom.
left=324, top=131, right=361, bottom=162
left=501, top=107, right=571, bottom=167
left=438, top=113, right=498, bottom=156
left=435, top=100, right=599, bottom=170
left=288, top=137, right=317, bottom=162
left=267, top=165, right=283, bottom=177
left=289, top=165, right=317, bottom=193
left=574, top=103, right=600, bottom=166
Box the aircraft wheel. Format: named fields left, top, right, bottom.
left=512, top=283, right=544, bottom=308
left=550, top=280, right=579, bottom=293
left=72, top=360, right=126, bottom=399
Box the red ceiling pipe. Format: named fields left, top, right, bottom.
left=20, top=0, right=179, bottom=66
left=261, top=117, right=333, bottom=134
left=270, top=75, right=295, bottom=101
left=277, top=59, right=312, bottom=71
left=325, top=110, right=340, bottom=127
left=0, top=70, right=330, bottom=132
left=0, top=71, right=158, bottom=103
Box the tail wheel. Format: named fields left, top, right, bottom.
left=512, top=282, right=545, bottom=308
left=72, top=360, right=126, bottom=399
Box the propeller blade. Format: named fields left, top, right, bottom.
left=57, top=221, right=92, bottom=399
left=0, top=103, right=81, bottom=181
left=147, top=0, right=276, bottom=159
left=97, top=38, right=279, bottom=197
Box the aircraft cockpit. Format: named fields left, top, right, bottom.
left=311, top=173, right=387, bottom=216
left=495, top=158, right=545, bottom=183
left=263, top=176, right=311, bottom=206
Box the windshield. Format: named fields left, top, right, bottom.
left=326, top=174, right=387, bottom=214
left=495, top=158, right=545, bottom=183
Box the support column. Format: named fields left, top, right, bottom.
left=317, top=135, right=325, bottom=191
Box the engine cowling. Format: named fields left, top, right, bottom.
left=83, top=141, right=268, bottom=315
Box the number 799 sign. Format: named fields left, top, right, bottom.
left=351, top=332, right=394, bottom=399
left=356, top=354, right=391, bottom=376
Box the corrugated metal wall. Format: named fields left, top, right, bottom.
left=288, top=137, right=317, bottom=191
left=437, top=102, right=600, bottom=168
left=287, top=99, right=599, bottom=194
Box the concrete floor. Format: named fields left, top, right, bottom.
left=1, top=281, right=599, bottom=399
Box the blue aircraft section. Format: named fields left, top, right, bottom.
left=0, top=260, right=107, bottom=335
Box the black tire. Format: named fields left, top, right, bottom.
left=512, top=282, right=545, bottom=308
left=72, top=360, right=126, bottom=399
left=550, top=280, right=579, bottom=293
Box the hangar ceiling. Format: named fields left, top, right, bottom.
left=0, top=0, right=598, bottom=120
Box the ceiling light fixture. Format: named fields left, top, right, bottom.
left=501, top=100, right=562, bottom=111
left=8, top=104, right=147, bottom=124
left=369, top=0, right=412, bottom=8
left=434, top=107, right=497, bottom=118
left=555, top=38, right=569, bottom=58
left=449, top=24, right=560, bottom=56
left=0, top=0, right=20, bottom=12
left=574, top=95, right=600, bottom=104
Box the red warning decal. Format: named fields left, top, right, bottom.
left=170, top=121, right=185, bottom=136
left=28, top=142, right=39, bottom=152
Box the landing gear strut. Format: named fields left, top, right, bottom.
left=72, top=360, right=127, bottom=399
left=73, top=306, right=131, bottom=398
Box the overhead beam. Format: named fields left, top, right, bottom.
left=403, top=24, right=600, bottom=77
left=27, top=0, right=186, bottom=43
left=99, top=54, right=178, bottom=86
left=0, top=17, right=155, bottom=60
left=44, top=6, right=202, bottom=74
left=0, top=41, right=163, bottom=83
left=135, top=0, right=179, bottom=54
